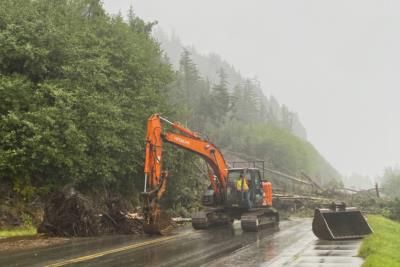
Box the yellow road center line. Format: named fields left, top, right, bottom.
left=45, top=233, right=191, bottom=267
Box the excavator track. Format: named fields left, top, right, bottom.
left=191, top=209, right=234, bottom=230
left=241, top=208, right=279, bottom=232
left=191, top=211, right=210, bottom=229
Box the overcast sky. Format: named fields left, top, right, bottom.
left=103, top=0, right=400, bottom=178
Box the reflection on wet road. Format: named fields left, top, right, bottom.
left=0, top=218, right=364, bottom=267
left=208, top=218, right=363, bottom=267
left=65, top=221, right=283, bottom=267
left=268, top=239, right=364, bottom=267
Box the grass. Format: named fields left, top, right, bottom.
left=359, top=215, right=400, bottom=267
left=0, top=226, right=37, bottom=238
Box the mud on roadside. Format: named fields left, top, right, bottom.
left=0, top=235, right=69, bottom=252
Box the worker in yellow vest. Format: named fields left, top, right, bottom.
left=236, top=173, right=251, bottom=209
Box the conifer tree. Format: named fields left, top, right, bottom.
left=211, top=68, right=230, bottom=123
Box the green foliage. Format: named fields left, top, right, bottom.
left=21, top=213, right=33, bottom=227
left=175, top=49, right=212, bottom=130
left=210, top=68, right=230, bottom=123
left=359, top=215, right=400, bottom=267
left=382, top=167, right=400, bottom=198
left=162, top=145, right=207, bottom=216
left=386, top=198, right=400, bottom=221
left=231, top=80, right=262, bottom=123
left=0, top=226, right=37, bottom=238
left=0, top=0, right=172, bottom=201
left=208, top=120, right=340, bottom=184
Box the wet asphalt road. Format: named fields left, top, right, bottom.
left=0, top=218, right=363, bottom=267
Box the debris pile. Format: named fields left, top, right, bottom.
left=100, top=198, right=143, bottom=235
left=38, top=189, right=143, bottom=237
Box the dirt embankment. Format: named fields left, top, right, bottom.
left=0, top=191, right=43, bottom=230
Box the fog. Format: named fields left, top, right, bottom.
left=103, top=0, right=400, bottom=178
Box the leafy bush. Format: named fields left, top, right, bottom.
left=387, top=199, right=400, bottom=221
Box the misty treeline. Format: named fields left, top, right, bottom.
left=341, top=168, right=400, bottom=199
left=381, top=167, right=400, bottom=198
left=380, top=167, right=400, bottom=220
left=0, top=0, right=339, bottom=215
left=155, top=29, right=307, bottom=141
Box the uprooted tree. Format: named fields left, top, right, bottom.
left=38, top=188, right=143, bottom=236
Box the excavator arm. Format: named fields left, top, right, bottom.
left=142, top=114, right=229, bottom=234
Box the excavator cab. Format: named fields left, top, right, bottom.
left=225, top=169, right=246, bottom=208
left=225, top=168, right=270, bottom=209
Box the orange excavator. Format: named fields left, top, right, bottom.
left=141, top=114, right=279, bottom=234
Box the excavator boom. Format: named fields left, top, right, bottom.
left=142, top=114, right=229, bottom=234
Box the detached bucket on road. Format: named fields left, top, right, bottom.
left=312, top=202, right=372, bottom=240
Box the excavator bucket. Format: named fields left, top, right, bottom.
left=143, top=210, right=175, bottom=235
left=312, top=203, right=372, bottom=240
left=141, top=191, right=175, bottom=235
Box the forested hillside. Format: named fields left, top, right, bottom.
left=154, top=29, right=307, bottom=140
left=0, top=0, right=341, bottom=221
